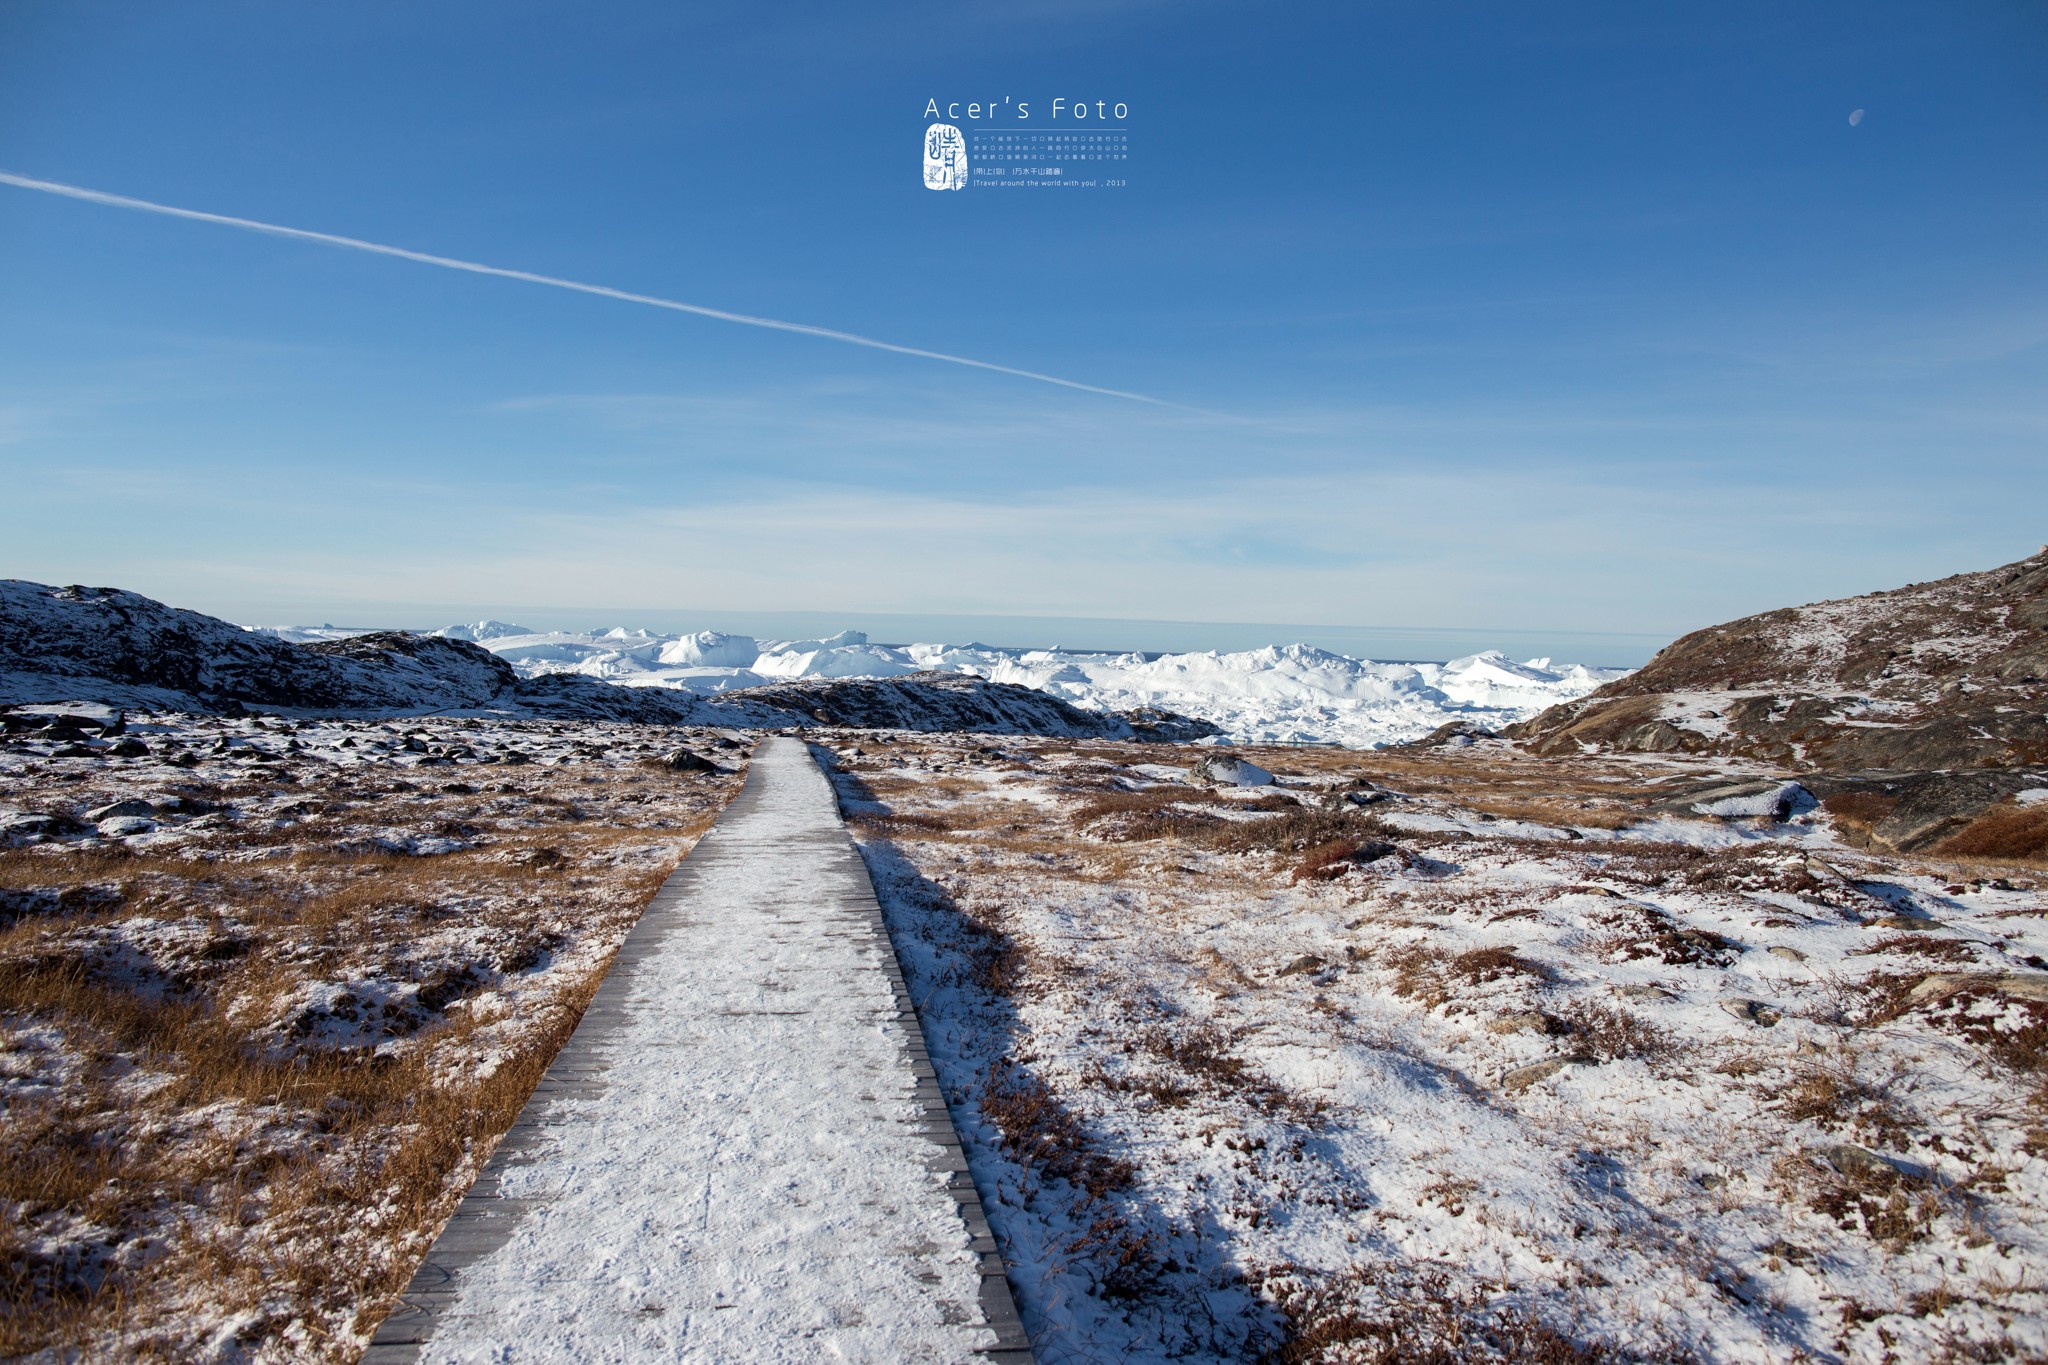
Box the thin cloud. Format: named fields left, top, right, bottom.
left=0, top=170, right=1182, bottom=408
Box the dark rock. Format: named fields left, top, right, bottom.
left=655, top=748, right=723, bottom=773
left=1408, top=719, right=1500, bottom=748
left=1, top=811, right=88, bottom=845
left=717, top=671, right=1191, bottom=740
left=0, top=579, right=709, bottom=724
left=153, top=795, right=215, bottom=815
left=0, top=882, right=122, bottom=926
left=103, top=736, right=150, bottom=757
left=84, top=799, right=155, bottom=821
left=1121, top=705, right=1224, bottom=743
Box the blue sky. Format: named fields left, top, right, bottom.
left=1, top=1, right=2043, bottom=663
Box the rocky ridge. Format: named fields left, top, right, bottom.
left=720, top=670, right=1219, bottom=742
left=1507, top=550, right=2048, bottom=856
left=1507, top=549, right=2048, bottom=770
left=0, top=580, right=1212, bottom=741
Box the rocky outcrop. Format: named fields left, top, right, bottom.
left=1407, top=719, right=1501, bottom=749
left=1120, top=704, right=1226, bottom=743
left=716, top=670, right=1213, bottom=741
left=1186, top=754, right=1275, bottom=787
left=1507, top=550, right=2048, bottom=770
left=1798, top=768, right=2048, bottom=854
left=0, top=580, right=709, bottom=722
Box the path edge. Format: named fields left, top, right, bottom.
left=813, top=743, right=1036, bottom=1364
left=360, top=741, right=1034, bottom=1363
left=359, top=751, right=774, bottom=1363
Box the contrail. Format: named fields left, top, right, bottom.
left=0, top=170, right=1175, bottom=407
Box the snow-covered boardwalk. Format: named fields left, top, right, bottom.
left=364, top=737, right=1029, bottom=1364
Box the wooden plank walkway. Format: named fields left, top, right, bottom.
left=363, top=736, right=1030, bottom=1363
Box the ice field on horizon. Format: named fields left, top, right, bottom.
left=256, top=620, right=1627, bottom=746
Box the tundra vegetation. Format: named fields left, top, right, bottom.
left=4, top=705, right=2046, bottom=1361
left=0, top=710, right=744, bottom=1359
left=832, top=732, right=2048, bottom=1363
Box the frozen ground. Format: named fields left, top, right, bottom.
left=824, top=734, right=2048, bottom=1363
left=0, top=711, right=745, bottom=1360
left=253, top=622, right=1627, bottom=747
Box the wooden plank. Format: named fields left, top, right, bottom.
left=361, top=737, right=1032, bottom=1363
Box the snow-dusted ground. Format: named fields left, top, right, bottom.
left=252, top=622, right=1627, bottom=747
left=825, top=735, right=2048, bottom=1363
left=0, top=711, right=746, bottom=1360
left=393, top=738, right=999, bottom=1363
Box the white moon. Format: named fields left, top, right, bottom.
left=1849, top=108, right=1865, bottom=126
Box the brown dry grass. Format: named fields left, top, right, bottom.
left=1822, top=791, right=1900, bottom=846
left=0, top=964, right=599, bottom=1357
left=1257, top=1261, right=1665, bottom=1364
left=1552, top=1001, right=1671, bottom=1062
left=1204, top=808, right=1395, bottom=859
left=1383, top=945, right=1547, bottom=1011
left=1460, top=794, right=1638, bottom=831
left=0, top=729, right=743, bottom=1359
left=1937, top=807, right=2048, bottom=864
left=1777, top=1060, right=1913, bottom=1145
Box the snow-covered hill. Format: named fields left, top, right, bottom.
left=1511, top=549, right=2048, bottom=769
left=395, top=625, right=1623, bottom=747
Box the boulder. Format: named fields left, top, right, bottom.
left=1906, top=972, right=2048, bottom=1006
left=1689, top=782, right=1815, bottom=821
left=1408, top=719, right=1499, bottom=748
left=1815, top=1143, right=1901, bottom=1180
left=1, top=811, right=85, bottom=845
left=1187, top=754, right=1275, bottom=788
left=85, top=799, right=157, bottom=821
left=1720, top=998, right=1782, bottom=1026
left=656, top=747, right=724, bottom=773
